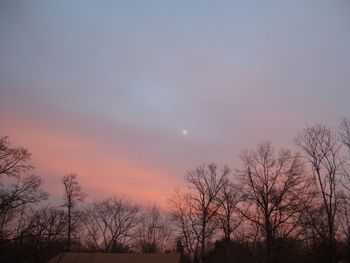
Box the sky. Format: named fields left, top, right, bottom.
left=1, top=1, right=350, bottom=207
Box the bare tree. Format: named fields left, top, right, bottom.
left=339, top=118, right=350, bottom=193
left=169, top=190, right=201, bottom=262
left=295, top=124, right=343, bottom=263
left=216, top=181, right=243, bottom=263
left=31, top=206, right=67, bottom=243
left=340, top=118, right=350, bottom=153
left=83, top=196, right=140, bottom=252
left=216, top=181, right=243, bottom=242
left=0, top=136, right=32, bottom=178
left=238, top=143, right=310, bottom=263
left=169, top=164, right=229, bottom=263
left=0, top=174, right=48, bottom=240
left=135, top=204, right=172, bottom=253
left=0, top=137, right=47, bottom=262
left=0, top=137, right=47, bottom=242
left=337, top=194, right=350, bottom=263
left=339, top=118, right=350, bottom=262
left=61, top=174, right=86, bottom=251
left=23, top=206, right=68, bottom=262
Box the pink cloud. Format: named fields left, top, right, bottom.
left=0, top=111, right=178, bottom=208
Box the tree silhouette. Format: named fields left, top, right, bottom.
left=216, top=181, right=243, bottom=263
left=83, top=196, right=140, bottom=252
left=170, top=164, right=229, bottom=263
left=135, top=204, right=172, bottom=253
left=61, top=174, right=86, bottom=251
left=238, top=143, right=310, bottom=263
left=295, top=124, right=343, bottom=263
left=0, top=136, right=32, bottom=178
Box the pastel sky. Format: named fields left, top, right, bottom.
left=1, top=1, right=350, bottom=207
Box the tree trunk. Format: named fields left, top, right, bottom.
left=225, top=237, right=231, bottom=263
left=328, top=220, right=335, bottom=263
left=347, top=234, right=350, bottom=263
left=200, top=220, right=206, bottom=263
left=68, top=203, right=71, bottom=251
left=265, top=222, right=273, bottom=263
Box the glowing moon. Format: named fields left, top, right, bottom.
left=182, top=129, right=188, bottom=136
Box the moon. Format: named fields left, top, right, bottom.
left=182, top=129, right=188, bottom=136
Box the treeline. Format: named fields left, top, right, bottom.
left=1, top=119, right=350, bottom=263
left=0, top=139, right=172, bottom=262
